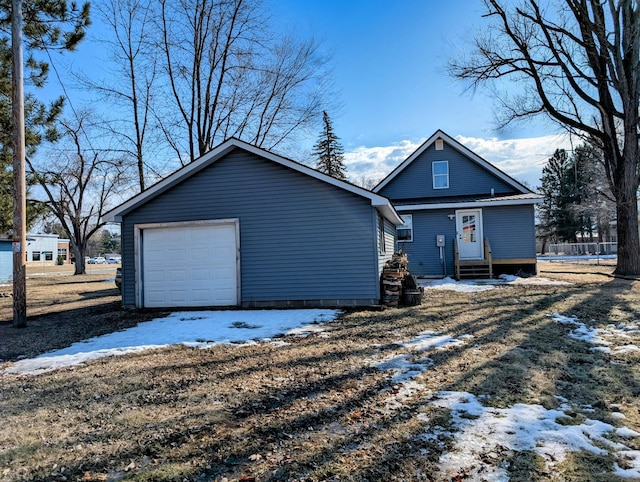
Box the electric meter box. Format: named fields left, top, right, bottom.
left=436, top=235, right=445, bottom=247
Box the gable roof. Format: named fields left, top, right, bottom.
left=103, top=138, right=403, bottom=225
left=373, top=129, right=535, bottom=195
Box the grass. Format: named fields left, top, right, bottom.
left=0, top=261, right=639, bottom=481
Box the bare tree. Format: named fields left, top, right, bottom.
left=77, top=0, right=158, bottom=192
left=157, top=0, right=326, bottom=163
left=351, top=175, right=381, bottom=191
left=450, top=0, right=640, bottom=275
left=27, top=114, right=127, bottom=275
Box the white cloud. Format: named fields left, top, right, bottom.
left=344, top=134, right=574, bottom=190
left=457, top=134, right=573, bottom=188
left=344, top=139, right=425, bottom=187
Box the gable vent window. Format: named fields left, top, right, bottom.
left=432, top=161, right=449, bottom=189
left=435, top=138, right=444, bottom=150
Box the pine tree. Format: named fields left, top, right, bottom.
left=538, top=149, right=581, bottom=243
left=538, top=145, right=614, bottom=246
left=312, top=111, right=347, bottom=180
left=0, top=1, right=90, bottom=234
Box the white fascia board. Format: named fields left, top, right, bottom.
left=372, top=201, right=404, bottom=225
left=394, top=198, right=543, bottom=211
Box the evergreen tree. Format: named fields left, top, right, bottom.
left=538, top=145, right=614, bottom=246
left=99, top=230, right=119, bottom=254
left=312, top=111, right=347, bottom=180
left=0, top=1, right=90, bottom=234
left=571, top=144, right=616, bottom=242
left=538, top=149, right=584, bottom=243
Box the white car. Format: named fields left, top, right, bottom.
left=92, top=256, right=107, bottom=264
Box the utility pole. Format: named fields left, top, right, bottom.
left=12, top=0, right=27, bottom=328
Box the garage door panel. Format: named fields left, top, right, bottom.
left=147, top=290, right=167, bottom=303
left=145, top=249, right=167, bottom=264
left=215, top=266, right=235, bottom=281
left=191, top=268, right=210, bottom=281
left=142, top=223, right=238, bottom=307
left=190, top=247, right=209, bottom=260
left=192, top=289, right=212, bottom=302
left=167, top=268, right=187, bottom=280
left=169, top=290, right=188, bottom=303
left=146, top=269, right=166, bottom=283
left=214, top=245, right=235, bottom=257
left=167, top=249, right=187, bottom=262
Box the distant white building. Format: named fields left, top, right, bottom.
left=0, top=238, right=11, bottom=282
left=26, top=234, right=71, bottom=264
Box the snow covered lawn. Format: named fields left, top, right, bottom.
left=4, top=309, right=340, bottom=376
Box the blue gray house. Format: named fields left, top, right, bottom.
left=103, top=138, right=401, bottom=309
left=374, top=130, right=542, bottom=279
left=0, top=238, right=12, bottom=283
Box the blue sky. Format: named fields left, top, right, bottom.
left=41, top=0, right=572, bottom=189
left=267, top=0, right=571, bottom=188
left=270, top=0, right=554, bottom=144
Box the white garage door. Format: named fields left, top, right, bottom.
left=142, top=223, right=238, bottom=307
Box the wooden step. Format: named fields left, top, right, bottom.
left=457, top=261, right=492, bottom=280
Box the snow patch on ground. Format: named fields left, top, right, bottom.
left=371, top=327, right=640, bottom=479
left=419, top=275, right=570, bottom=292
left=371, top=330, right=472, bottom=413
left=431, top=391, right=640, bottom=480
left=552, top=313, right=640, bottom=355
left=420, top=277, right=495, bottom=292
left=3, top=309, right=341, bottom=376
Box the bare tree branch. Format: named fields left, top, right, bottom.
left=450, top=0, right=640, bottom=275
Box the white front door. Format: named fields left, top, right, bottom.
left=456, top=209, right=483, bottom=260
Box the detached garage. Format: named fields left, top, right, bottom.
left=103, top=138, right=401, bottom=309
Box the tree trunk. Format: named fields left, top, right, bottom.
left=613, top=158, right=640, bottom=275
left=71, top=244, right=85, bottom=275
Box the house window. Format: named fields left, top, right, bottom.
left=398, top=214, right=413, bottom=242
left=58, top=248, right=67, bottom=260
left=44, top=251, right=53, bottom=261
left=378, top=215, right=386, bottom=254
left=433, top=161, right=449, bottom=189
left=32, top=251, right=41, bottom=261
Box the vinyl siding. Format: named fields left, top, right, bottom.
left=120, top=149, right=381, bottom=306
left=483, top=205, right=537, bottom=259
left=378, top=142, right=516, bottom=200
left=398, top=205, right=537, bottom=277
left=0, top=241, right=11, bottom=283
left=377, top=215, right=397, bottom=277
left=397, top=210, right=456, bottom=277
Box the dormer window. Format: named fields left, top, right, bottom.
left=432, top=161, right=449, bottom=189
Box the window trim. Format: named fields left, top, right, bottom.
left=432, top=161, right=449, bottom=189
left=378, top=214, right=387, bottom=254
left=397, top=214, right=413, bottom=243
